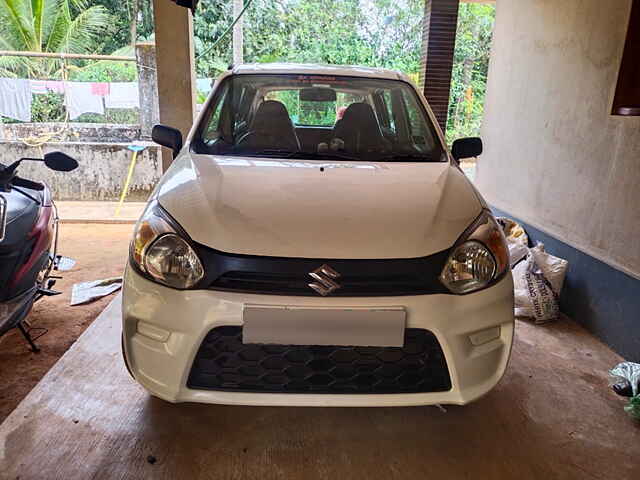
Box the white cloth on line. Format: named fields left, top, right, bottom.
left=0, top=77, right=32, bottom=122
left=64, top=82, right=104, bottom=119
left=196, top=78, right=213, bottom=93
left=29, top=80, right=48, bottom=95
left=105, top=82, right=139, bottom=109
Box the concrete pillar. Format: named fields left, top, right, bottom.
left=135, top=42, right=159, bottom=140
left=152, top=0, right=196, bottom=171
left=419, top=0, right=460, bottom=132
left=233, top=0, right=244, bottom=65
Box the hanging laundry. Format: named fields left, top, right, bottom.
left=0, top=78, right=32, bottom=122
left=91, top=82, right=110, bottom=96
left=30, top=80, right=66, bottom=95
left=30, top=80, right=49, bottom=95
left=105, top=82, right=139, bottom=109
left=45, top=81, right=65, bottom=94
left=64, top=82, right=104, bottom=120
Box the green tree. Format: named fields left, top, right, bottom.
left=91, top=0, right=154, bottom=54
left=281, top=0, right=372, bottom=65
left=193, top=0, right=425, bottom=79
left=358, top=0, right=423, bottom=74
left=446, top=3, right=495, bottom=143
left=194, top=0, right=292, bottom=77
left=0, top=0, right=111, bottom=77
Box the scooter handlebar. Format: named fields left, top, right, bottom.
left=12, top=177, right=45, bottom=191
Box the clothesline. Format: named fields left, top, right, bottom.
left=0, top=77, right=214, bottom=122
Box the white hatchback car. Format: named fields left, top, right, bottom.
left=122, top=63, right=513, bottom=407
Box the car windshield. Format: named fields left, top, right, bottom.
left=192, top=74, right=446, bottom=162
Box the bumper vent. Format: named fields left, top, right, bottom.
left=187, top=326, right=451, bottom=394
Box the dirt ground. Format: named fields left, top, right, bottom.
left=0, top=223, right=133, bottom=422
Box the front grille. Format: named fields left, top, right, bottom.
left=187, top=326, right=451, bottom=394
left=212, top=271, right=433, bottom=296
left=193, top=244, right=452, bottom=297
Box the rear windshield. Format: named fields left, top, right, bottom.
left=192, top=74, right=446, bottom=162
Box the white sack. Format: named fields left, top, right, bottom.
left=513, top=243, right=568, bottom=324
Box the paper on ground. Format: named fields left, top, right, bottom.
left=70, top=277, right=122, bottom=306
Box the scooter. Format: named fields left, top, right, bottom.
left=0, top=151, right=78, bottom=352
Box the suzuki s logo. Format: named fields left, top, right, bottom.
left=308, top=264, right=341, bottom=296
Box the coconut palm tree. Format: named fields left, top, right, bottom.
left=0, top=0, right=110, bottom=77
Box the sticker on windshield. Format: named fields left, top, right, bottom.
left=0, top=195, right=6, bottom=243
left=296, top=75, right=347, bottom=85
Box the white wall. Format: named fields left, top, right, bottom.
left=477, top=0, right=640, bottom=279
left=1, top=141, right=161, bottom=201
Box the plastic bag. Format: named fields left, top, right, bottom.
left=497, top=217, right=529, bottom=267
left=609, top=362, right=640, bottom=420
left=625, top=396, right=640, bottom=421
left=610, top=362, right=640, bottom=397
left=513, top=243, right=568, bottom=323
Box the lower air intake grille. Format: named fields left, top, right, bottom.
left=187, top=326, right=451, bottom=394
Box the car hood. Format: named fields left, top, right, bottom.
left=156, top=153, right=483, bottom=259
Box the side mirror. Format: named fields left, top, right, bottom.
left=44, top=151, right=78, bottom=172
left=152, top=125, right=183, bottom=157
left=451, top=137, right=483, bottom=161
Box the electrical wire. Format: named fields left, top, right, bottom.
left=196, top=0, right=255, bottom=60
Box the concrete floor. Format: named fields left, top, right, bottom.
left=0, top=224, right=133, bottom=422
left=56, top=201, right=145, bottom=223
left=0, top=297, right=638, bottom=479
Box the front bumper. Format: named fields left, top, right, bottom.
left=122, top=266, right=514, bottom=406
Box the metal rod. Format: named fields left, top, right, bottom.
left=0, top=50, right=135, bottom=61
left=17, top=323, right=40, bottom=353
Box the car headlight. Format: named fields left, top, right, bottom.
left=440, top=210, right=509, bottom=294
left=130, top=201, right=204, bottom=289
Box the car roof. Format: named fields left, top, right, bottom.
left=231, top=63, right=411, bottom=82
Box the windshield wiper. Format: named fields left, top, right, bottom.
left=251, top=150, right=361, bottom=161
left=244, top=149, right=441, bottom=163
left=251, top=149, right=297, bottom=156
left=378, top=153, right=436, bottom=162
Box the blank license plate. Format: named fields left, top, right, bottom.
left=242, top=305, right=406, bottom=347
